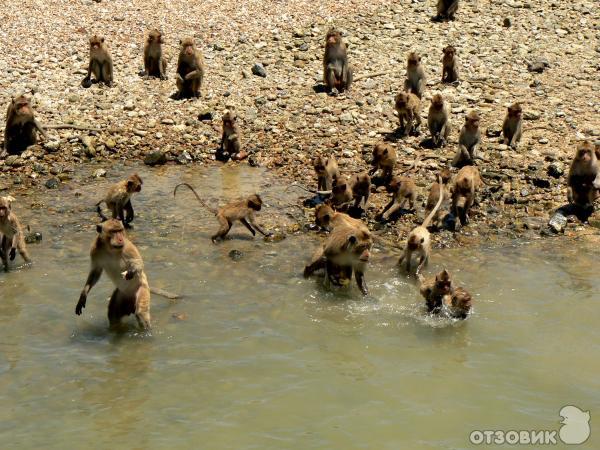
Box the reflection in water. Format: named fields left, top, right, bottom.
left=0, top=164, right=599, bottom=449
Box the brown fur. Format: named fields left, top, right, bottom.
left=452, top=165, right=482, bottom=227
left=395, top=91, right=422, bottom=137
left=330, top=176, right=353, bottom=209
left=502, top=103, right=523, bottom=149
left=441, top=45, right=459, bottom=83
left=428, top=93, right=451, bottom=147
left=567, top=141, right=600, bottom=207
left=424, top=169, right=452, bottom=228
left=142, top=29, right=167, bottom=79
left=96, top=174, right=143, bottom=228
left=437, top=0, right=459, bottom=20
left=452, top=110, right=482, bottom=167
left=313, top=156, right=339, bottom=191
left=444, top=287, right=472, bottom=319
left=323, top=29, right=353, bottom=93
left=418, top=269, right=453, bottom=313
left=404, top=52, right=426, bottom=99
left=82, top=35, right=113, bottom=88
left=378, top=176, right=418, bottom=220
left=3, top=95, right=48, bottom=155
left=218, top=110, right=246, bottom=161
left=0, top=196, right=31, bottom=271
left=176, top=37, right=204, bottom=99
left=370, top=143, right=397, bottom=182
left=350, top=172, right=371, bottom=209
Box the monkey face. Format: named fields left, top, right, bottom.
left=576, top=144, right=593, bottom=162
left=395, top=93, right=409, bottom=109
left=326, top=30, right=341, bottom=45
left=435, top=270, right=452, bottom=294
left=431, top=94, right=444, bottom=108
left=387, top=178, right=401, bottom=193
left=248, top=195, right=262, bottom=211
left=12, top=96, right=32, bottom=116
left=508, top=103, right=522, bottom=118
left=127, top=174, right=143, bottom=193
left=315, top=204, right=333, bottom=229
left=313, top=156, right=327, bottom=174
left=148, top=30, right=162, bottom=44
left=332, top=182, right=348, bottom=196
left=0, top=196, right=13, bottom=218
left=180, top=38, right=195, bottom=55
left=407, top=52, right=421, bottom=66
left=465, top=112, right=480, bottom=128
left=89, top=36, right=104, bottom=49
left=98, top=220, right=126, bottom=250
left=443, top=46, right=455, bottom=57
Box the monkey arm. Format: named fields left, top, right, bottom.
left=124, top=200, right=134, bottom=224
left=33, top=119, right=48, bottom=140
left=246, top=215, right=272, bottom=237
left=184, top=70, right=202, bottom=81
left=355, top=270, right=368, bottom=295
left=76, top=266, right=103, bottom=314
left=304, top=248, right=326, bottom=278
left=378, top=197, right=396, bottom=219
left=509, top=123, right=522, bottom=148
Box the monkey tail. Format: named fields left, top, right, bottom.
left=422, top=175, right=444, bottom=228
left=173, top=183, right=217, bottom=214
left=96, top=201, right=108, bottom=222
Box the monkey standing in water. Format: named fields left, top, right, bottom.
left=140, top=29, right=167, bottom=80
left=418, top=269, right=453, bottom=314
left=216, top=110, right=247, bottom=162
left=3, top=94, right=48, bottom=156
left=0, top=196, right=31, bottom=271
left=76, top=219, right=151, bottom=329
left=323, top=29, right=353, bottom=94
left=96, top=174, right=143, bottom=228
left=173, top=183, right=272, bottom=242
left=82, top=35, right=113, bottom=88
left=175, top=38, right=204, bottom=99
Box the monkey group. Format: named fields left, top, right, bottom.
left=1, top=5, right=598, bottom=329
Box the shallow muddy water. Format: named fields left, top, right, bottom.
left=0, top=164, right=598, bottom=449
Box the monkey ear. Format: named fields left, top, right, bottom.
left=179, top=39, right=183, bottom=45
left=126, top=180, right=134, bottom=190
left=96, top=224, right=103, bottom=233
left=100, top=37, right=105, bottom=43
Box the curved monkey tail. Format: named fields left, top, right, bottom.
left=173, top=183, right=217, bottom=214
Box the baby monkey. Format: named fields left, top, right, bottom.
left=443, top=287, right=472, bottom=319
left=217, top=110, right=246, bottom=162
left=377, top=176, right=418, bottom=221
left=418, top=269, right=453, bottom=314
left=0, top=195, right=31, bottom=271
left=96, top=174, right=143, bottom=228
left=313, top=155, right=339, bottom=192
left=174, top=183, right=271, bottom=242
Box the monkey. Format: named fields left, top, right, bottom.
left=369, top=142, right=397, bottom=184
left=313, top=155, right=339, bottom=192
left=404, top=52, right=426, bottom=99
left=304, top=220, right=372, bottom=295
left=0, top=196, right=31, bottom=271
left=3, top=94, right=48, bottom=156
left=175, top=37, right=205, bottom=99
left=173, top=183, right=271, bottom=242
left=441, top=45, right=459, bottom=83
left=418, top=269, right=453, bottom=314
left=314, top=203, right=369, bottom=232
left=436, top=0, right=459, bottom=21
left=423, top=168, right=452, bottom=228
left=350, top=172, right=371, bottom=209
left=452, top=110, right=482, bottom=168
left=443, top=287, right=472, bottom=319
left=81, top=35, right=113, bottom=88
left=398, top=176, right=444, bottom=274
left=395, top=91, right=422, bottom=137
left=567, top=141, right=600, bottom=208
left=140, top=29, right=167, bottom=80
left=75, top=219, right=151, bottom=330
left=501, top=103, right=523, bottom=149
left=377, top=176, right=418, bottom=221
left=330, top=176, right=354, bottom=209
left=452, top=165, right=482, bottom=227
left=96, top=174, right=143, bottom=228
left=427, top=93, right=451, bottom=147
left=323, top=29, right=353, bottom=94
left=216, top=110, right=247, bottom=162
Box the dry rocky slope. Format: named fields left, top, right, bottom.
left=0, top=0, right=599, bottom=244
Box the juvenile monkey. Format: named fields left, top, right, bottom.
left=3, top=95, right=48, bottom=156
left=323, top=29, right=353, bottom=94
left=140, top=29, right=167, bottom=80
left=313, top=155, right=339, bottom=191
left=441, top=45, right=459, bottom=83
left=175, top=37, right=205, bottom=99
left=370, top=143, right=397, bottom=183
left=427, top=93, right=451, bottom=147
left=502, top=103, right=523, bottom=149
left=452, top=165, right=482, bottom=227
left=424, top=168, right=452, bottom=228
left=404, top=52, right=426, bottom=99
left=398, top=176, right=444, bottom=274
left=436, top=0, right=459, bottom=21
left=395, top=91, right=422, bottom=137
left=444, top=287, right=472, bottom=319
left=82, top=35, right=113, bottom=88
left=418, top=269, right=453, bottom=313
left=377, top=176, right=418, bottom=221
left=567, top=141, right=600, bottom=207
left=75, top=219, right=151, bottom=329
left=330, top=176, right=354, bottom=209
left=315, top=203, right=368, bottom=232
left=0, top=196, right=31, bottom=271
left=96, top=174, right=143, bottom=228
left=217, top=110, right=246, bottom=162
left=350, top=172, right=371, bottom=209
left=452, top=111, right=482, bottom=168
left=173, top=183, right=271, bottom=242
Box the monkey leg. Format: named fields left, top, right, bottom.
left=403, top=249, right=413, bottom=272
left=304, top=248, right=326, bottom=278
left=134, top=285, right=151, bottom=330
left=240, top=218, right=257, bottom=237
left=90, top=60, right=102, bottom=84
left=124, top=200, right=135, bottom=226
left=192, top=78, right=202, bottom=98
left=355, top=270, right=369, bottom=296
left=102, top=61, right=114, bottom=87
left=16, top=239, right=30, bottom=264
left=160, top=58, right=168, bottom=80
left=107, top=289, right=126, bottom=328
left=416, top=254, right=428, bottom=275
left=175, top=74, right=186, bottom=98
left=212, top=215, right=231, bottom=242
left=1, top=236, right=8, bottom=271
left=325, top=64, right=339, bottom=90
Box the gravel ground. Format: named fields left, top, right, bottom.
left=0, top=0, right=599, bottom=244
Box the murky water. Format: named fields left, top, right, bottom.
left=0, top=164, right=598, bottom=449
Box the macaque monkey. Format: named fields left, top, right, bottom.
left=404, top=52, right=426, bottom=99
left=173, top=183, right=271, bottom=242
left=350, top=172, right=371, bottom=209
left=3, top=95, right=48, bottom=156
left=330, top=176, right=353, bottom=209
left=304, top=220, right=372, bottom=295
left=314, top=203, right=368, bottom=232
left=501, top=103, right=523, bottom=149
left=444, top=287, right=472, bottom=319
left=370, top=143, right=397, bottom=183
left=313, top=155, right=339, bottom=191
left=398, top=176, right=443, bottom=274
left=395, top=91, right=422, bottom=137
left=175, top=37, right=205, bottom=99
left=377, top=176, right=418, bottom=221
left=96, top=174, right=143, bottom=228
left=141, top=29, right=167, bottom=80
left=567, top=141, right=600, bottom=207
left=424, top=168, right=452, bottom=228
left=427, top=93, right=451, bottom=147
left=452, top=111, right=482, bottom=168
left=82, top=35, right=113, bottom=88
left=217, top=110, right=246, bottom=162
left=418, top=269, right=453, bottom=314
left=452, top=165, right=482, bottom=227
left=441, top=45, right=459, bottom=83
left=75, top=219, right=151, bottom=329
left=323, top=29, right=353, bottom=94
left=0, top=196, right=31, bottom=271
left=436, top=0, right=459, bottom=21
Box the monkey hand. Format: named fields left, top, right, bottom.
left=9, top=248, right=16, bottom=261
left=75, top=293, right=87, bottom=315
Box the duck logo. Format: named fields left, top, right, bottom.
left=559, top=405, right=591, bottom=445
